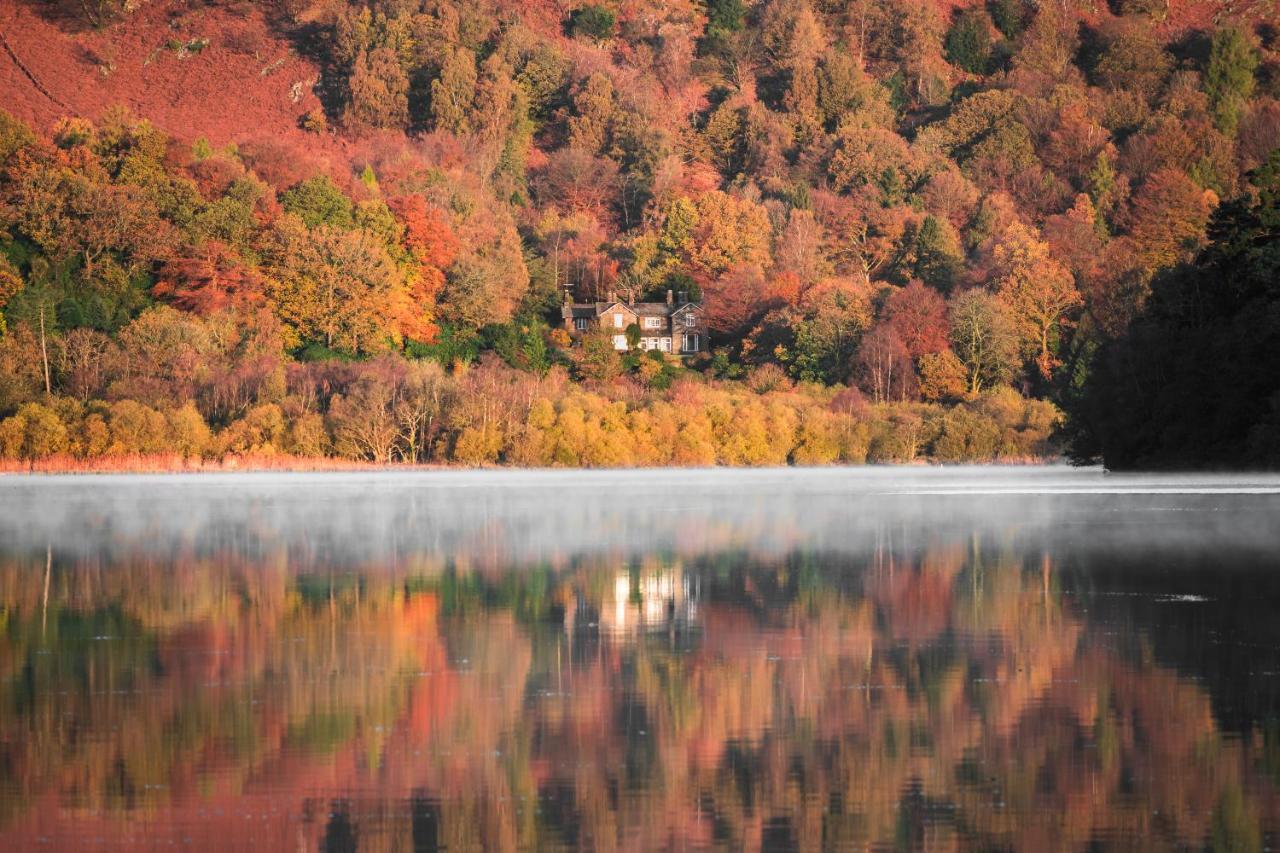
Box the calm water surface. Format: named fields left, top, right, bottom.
left=1, top=467, right=1280, bottom=850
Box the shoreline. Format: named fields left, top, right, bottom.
left=0, top=453, right=1062, bottom=476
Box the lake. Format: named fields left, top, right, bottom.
left=1, top=467, right=1279, bottom=850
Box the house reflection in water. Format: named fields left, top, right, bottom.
left=597, top=563, right=700, bottom=638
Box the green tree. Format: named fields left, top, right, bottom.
left=945, top=10, right=994, bottom=75
left=948, top=289, right=1018, bottom=395
left=1067, top=151, right=1280, bottom=468
left=1204, top=26, right=1259, bottom=137
left=281, top=176, right=355, bottom=230
left=569, top=6, right=615, bottom=41
left=908, top=216, right=964, bottom=291
left=988, top=0, right=1026, bottom=39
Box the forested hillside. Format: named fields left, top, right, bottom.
left=0, top=0, right=1277, bottom=468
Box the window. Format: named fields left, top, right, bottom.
left=644, top=316, right=662, bottom=329
left=659, top=337, right=671, bottom=352
left=574, top=318, right=588, bottom=330
left=614, top=313, right=624, bottom=328
left=683, top=333, right=700, bottom=352
left=612, top=335, right=628, bottom=350
left=684, top=313, right=697, bottom=327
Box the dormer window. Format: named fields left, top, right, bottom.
left=574, top=318, right=588, bottom=330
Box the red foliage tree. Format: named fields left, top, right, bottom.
left=153, top=241, right=266, bottom=315
left=390, top=194, right=459, bottom=307
left=703, top=264, right=795, bottom=338
left=883, top=280, right=949, bottom=359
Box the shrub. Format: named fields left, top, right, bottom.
left=287, top=412, right=329, bottom=457
left=166, top=404, right=212, bottom=458
left=0, top=402, right=69, bottom=460
left=219, top=404, right=287, bottom=456
left=453, top=425, right=503, bottom=465
left=918, top=350, right=968, bottom=402
left=931, top=406, right=1001, bottom=462
left=747, top=363, right=791, bottom=394
left=107, top=400, right=169, bottom=455
left=791, top=408, right=841, bottom=465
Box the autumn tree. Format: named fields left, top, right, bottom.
left=573, top=329, right=623, bottom=381
left=265, top=218, right=408, bottom=354
left=566, top=73, right=619, bottom=156
left=857, top=323, right=916, bottom=403
left=389, top=193, right=459, bottom=319
left=1089, top=20, right=1171, bottom=106
left=348, top=46, right=411, bottom=130
left=686, top=191, right=772, bottom=281
left=0, top=402, right=68, bottom=459
left=1126, top=169, right=1214, bottom=272
left=775, top=208, right=828, bottom=287
left=702, top=264, right=782, bottom=337
left=990, top=222, right=1082, bottom=377
left=432, top=48, right=479, bottom=135
left=0, top=259, right=22, bottom=337
left=918, top=349, right=968, bottom=401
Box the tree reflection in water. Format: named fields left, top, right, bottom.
left=0, top=475, right=1277, bottom=850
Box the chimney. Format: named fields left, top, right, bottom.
left=607, top=289, right=616, bottom=303
left=666, top=289, right=673, bottom=306
left=678, top=290, right=687, bottom=304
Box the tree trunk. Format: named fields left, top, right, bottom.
left=39, top=303, right=51, bottom=397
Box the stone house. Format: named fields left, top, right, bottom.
left=561, top=290, right=705, bottom=355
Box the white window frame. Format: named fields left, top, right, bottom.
left=574, top=318, right=588, bottom=330
left=683, top=333, right=699, bottom=352
left=683, top=314, right=697, bottom=327
left=612, top=335, right=628, bottom=350
left=614, top=313, right=625, bottom=328
left=644, top=316, right=662, bottom=329
left=659, top=337, right=671, bottom=352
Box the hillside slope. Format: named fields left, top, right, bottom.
left=0, top=0, right=333, bottom=151
left=6, top=0, right=1274, bottom=158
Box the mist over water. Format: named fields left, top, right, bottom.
left=2, top=467, right=1280, bottom=850
left=4, top=466, right=1280, bottom=565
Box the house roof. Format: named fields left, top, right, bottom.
left=563, top=300, right=701, bottom=317
left=593, top=301, right=638, bottom=317
left=561, top=304, right=597, bottom=319
left=632, top=303, right=676, bottom=317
